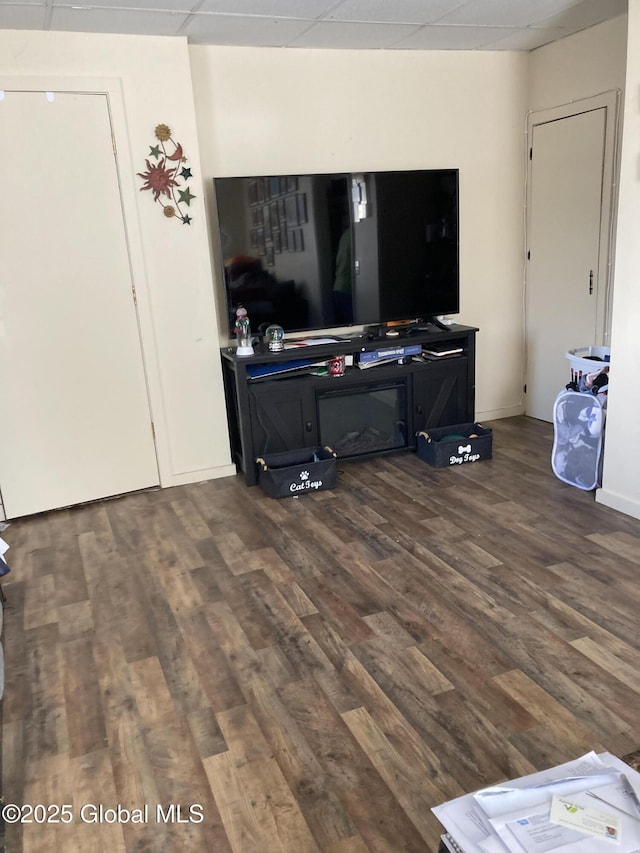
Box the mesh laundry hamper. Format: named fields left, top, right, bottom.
left=551, top=389, right=606, bottom=491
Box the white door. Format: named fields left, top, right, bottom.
left=525, top=107, right=608, bottom=422
left=0, top=91, right=159, bottom=518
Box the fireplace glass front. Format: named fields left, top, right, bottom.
left=317, top=381, right=408, bottom=457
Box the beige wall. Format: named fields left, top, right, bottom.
left=597, top=2, right=640, bottom=519
left=528, top=15, right=640, bottom=518
left=1, top=23, right=637, bottom=515
left=529, top=15, right=628, bottom=112
left=191, top=45, right=529, bottom=421
left=0, top=30, right=236, bottom=490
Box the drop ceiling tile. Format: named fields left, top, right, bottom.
left=51, top=0, right=196, bottom=10
left=184, top=14, right=316, bottom=46
left=50, top=6, right=190, bottom=36
left=392, top=24, right=514, bottom=50
left=536, top=0, right=627, bottom=30
left=435, top=0, right=583, bottom=28
left=0, top=3, right=47, bottom=29
left=481, top=26, right=566, bottom=49
left=197, top=0, right=337, bottom=17
left=326, top=0, right=468, bottom=24
left=290, top=19, right=421, bottom=48
left=0, top=0, right=629, bottom=50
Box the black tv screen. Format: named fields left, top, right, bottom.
left=214, top=169, right=459, bottom=336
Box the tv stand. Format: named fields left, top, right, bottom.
left=425, top=316, right=450, bottom=332
left=221, top=323, right=478, bottom=486
left=363, top=324, right=389, bottom=341
left=365, top=317, right=451, bottom=339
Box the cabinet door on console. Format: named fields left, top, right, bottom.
left=249, top=382, right=317, bottom=456
left=413, top=359, right=469, bottom=430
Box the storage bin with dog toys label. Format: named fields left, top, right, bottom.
left=416, top=423, right=493, bottom=467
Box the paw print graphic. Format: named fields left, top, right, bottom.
left=299, top=471, right=309, bottom=481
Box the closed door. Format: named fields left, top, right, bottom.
left=525, top=107, right=607, bottom=422
left=0, top=91, right=159, bottom=518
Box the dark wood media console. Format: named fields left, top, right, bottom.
left=220, top=323, right=478, bottom=486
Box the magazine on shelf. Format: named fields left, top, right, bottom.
left=359, top=343, right=422, bottom=363
left=246, top=358, right=327, bottom=380
left=283, top=337, right=342, bottom=349
left=356, top=356, right=408, bottom=370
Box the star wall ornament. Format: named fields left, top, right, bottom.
left=178, top=187, right=195, bottom=206
left=137, top=124, right=195, bottom=225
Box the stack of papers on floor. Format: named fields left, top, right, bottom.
left=0, top=535, right=10, bottom=576
left=433, top=751, right=640, bottom=853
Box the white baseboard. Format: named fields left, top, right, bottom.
left=595, top=488, right=640, bottom=521
left=475, top=404, right=525, bottom=422
left=165, top=464, right=237, bottom=488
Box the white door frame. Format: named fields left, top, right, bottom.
left=0, top=75, right=171, bottom=492
left=525, top=91, right=621, bottom=360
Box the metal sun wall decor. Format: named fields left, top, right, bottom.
left=137, top=124, right=195, bottom=225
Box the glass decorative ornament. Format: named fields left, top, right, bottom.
left=265, top=324, right=285, bottom=352
left=235, top=306, right=254, bottom=357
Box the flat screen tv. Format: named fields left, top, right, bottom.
left=214, top=169, right=459, bottom=336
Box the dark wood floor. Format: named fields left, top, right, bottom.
left=2, top=415, right=640, bottom=852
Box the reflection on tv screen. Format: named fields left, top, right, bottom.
left=214, top=169, right=459, bottom=335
